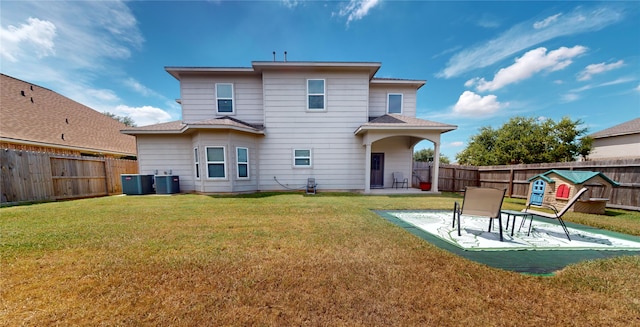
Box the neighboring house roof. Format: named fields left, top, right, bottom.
left=589, top=117, right=640, bottom=139
left=354, top=114, right=457, bottom=135
left=0, top=73, right=137, bottom=156
left=121, top=116, right=265, bottom=135
left=528, top=169, right=619, bottom=186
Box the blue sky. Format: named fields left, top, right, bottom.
left=1, top=1, right=638, bottom=161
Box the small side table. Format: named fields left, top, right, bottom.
left=501, top=210, right=533, bottom=236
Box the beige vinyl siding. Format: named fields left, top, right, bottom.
left=372, top=136, right=414, bottom=188
left=258, top=71, right=370, bottom=191
left=135, top=135, right=195, bottom=192
left=368, top=84, right=418, bottom=118
left=192, top=131, right=260, bottom=193
left=589, top=134, right=640, bottom=159
left=180, top=74, right=263, bottom=124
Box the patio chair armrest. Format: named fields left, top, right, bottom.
left=523, top=202, right=559, bottom=215
left=540, top=203, right=560, bottom=215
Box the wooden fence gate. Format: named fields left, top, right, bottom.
left=50, top=156, right=110, bottom=200
left=1, top=149, right=137, bottom=205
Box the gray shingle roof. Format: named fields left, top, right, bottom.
left=121, top=116, right=264, bottom=135
left=365, top=114, right=457, bottom=128
left=355, top=114, right=457, bottom=135
left=589, top=118, right=640, bottom=138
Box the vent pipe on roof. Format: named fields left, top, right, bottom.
left=272, top=51, right=276, bottom=61
left=284, top=51, right=287, bottom=62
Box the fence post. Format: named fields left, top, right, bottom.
left=508, top=168, right=514, bottom=197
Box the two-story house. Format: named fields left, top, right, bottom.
left=122, top=61, right=456, bottom=193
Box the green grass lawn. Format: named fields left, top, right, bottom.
left=1, top=193, right=639, bottom=326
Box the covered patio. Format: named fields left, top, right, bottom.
left=354, top=114, right=456, bottom=194
left=366, top=187, right=438, bottom=195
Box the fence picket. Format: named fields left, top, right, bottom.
left=1, top=149, right=137, bottom=205
left=414, top=158, right=639, bottom=211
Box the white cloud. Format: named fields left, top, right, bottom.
left=636, top=84, right=640, bottom=92
left=86, top=88, right=120, bottom=103
left=112, top=105, right=173, bottom=127
left=449, top=141, right=465, bottom=147
left=533, top=13, right=562, bottom=29
left=280, top=0, right=300, bottom=9
left=0, top=1, right=172, bottom=127
left=560, top=77, right=636, bottom=103
left=477, top=14, right=500, bottom=29
left=439, top=5, right=624, bottom=78
left=0, top=17, right=56, bottom=62
left=569, top=77, right=635, bottom=93
left=561, top=93, right=580, bottom=103
left=577, top=60, right=624, bottom=81
left=453, top=91, right=505, bottom=117
left=124, top=78, right=163, bottom=98
left=335, top=0, right=381, bottom=25
left=467, top=46, right=587, bottom=92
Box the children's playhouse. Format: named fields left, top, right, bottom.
left=526, top=170, right=619, bottom=215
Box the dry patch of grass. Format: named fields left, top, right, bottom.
left=1, top=193, right=639, bottom=326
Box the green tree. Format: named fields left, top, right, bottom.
left=103, top=112, right=137, bottom=127
left=414, top=148, right=451, bottom=164
left=456, top=116, right=592, bottom=165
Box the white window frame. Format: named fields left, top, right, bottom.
left=194, top=147, right=200, bottom=180
left=205, top=146, right=226, bottom=179
left=307, top=79, right=326, bottom=111
left=293, top=149, right=312, bottom=168
left=236, top=147, right=249, bottom=179
left=387, top=93, right=403, bottom=114
left=216, top=83, right=234, bottom=114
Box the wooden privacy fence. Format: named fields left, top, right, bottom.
left=414, top=158, right=640, bottom=211
left=413, top=162, right=480, bottom=191
left=1, top=149, right=137, bottom=205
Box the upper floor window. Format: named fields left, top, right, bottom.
left=307, top=79, right=325, bottom=110
left=236, top=147, right=249, bottom=179
left=216, top=83, right=234, bottom=113
left=206, top=146, right=226, bottom=179
left=387, top=93, right=403, bottom=114
left=293, top=149, right=312, bottom=167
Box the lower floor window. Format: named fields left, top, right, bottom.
left=194, top=147, right=200, bottom=179
left=206, top=146, right=226, bottom=178
left=237, top=147, right=249, bottom=178
left=294, top=149, right=311, bottom=167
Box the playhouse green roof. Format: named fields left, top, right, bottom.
left=528, top=170, right=619, bottom=186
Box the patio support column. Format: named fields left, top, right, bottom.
left=433, top=141, right=440, bottom=192
left=364, top=141, right=371, bottom=193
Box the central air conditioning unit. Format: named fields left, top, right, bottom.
left=155, top=175, right=180, bottom=194
left=121, top=174, right=154, bottom=195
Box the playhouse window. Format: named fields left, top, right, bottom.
left=556, top=184, right=570, bottom=199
